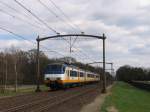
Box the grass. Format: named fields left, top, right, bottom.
left=100, top=82, right=150, bottom=112
left=0, top=85, right=49, bottom=97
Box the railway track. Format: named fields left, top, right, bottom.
left=34, top=88, right=97, bottom=112
left=2, top=92, right=67, bottom=112
left=0, top=84, right=99, bottom=112
left=0, top=90, right=64, bottom=110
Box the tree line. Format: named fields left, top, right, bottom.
left=0, top=48, right=52, bottom=92
left=0, top=48, right=113, bottom=92
left=116, top=65, right=150, bottom=82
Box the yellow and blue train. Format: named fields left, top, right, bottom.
left=44, top=63, right=100, bottom=89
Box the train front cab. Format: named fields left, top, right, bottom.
left=44, top=64, right=67, bottom=89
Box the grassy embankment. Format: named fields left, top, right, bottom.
left=101, top=82, right=150, bottom=112
left=0, top=85, right=49, bottom=97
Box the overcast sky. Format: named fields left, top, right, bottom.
left=0, top=0, right=150, bottom=70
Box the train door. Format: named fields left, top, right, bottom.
left=84, top=71, right=86, bottom=82
left=67, top=68, right=70, bottom=80
left=78, top=69, right=80, bottom=81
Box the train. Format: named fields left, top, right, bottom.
left=44, top=63, right=100, bottom=89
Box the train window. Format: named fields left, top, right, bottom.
left=62, top=67, right=66, bottom=72
left=87, top=74, right=91, bottom=77
left=88, top=74, right=95, bottom=78
left=92, top=74, right=94, bottom=78
left=80, top=72, right=84, bottom=77
left=70, top=70, right=77, bottom=77
left=45, top=65, right=64, bottom=74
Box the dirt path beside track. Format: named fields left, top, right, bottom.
left=80, top=85, right=113, bottom=112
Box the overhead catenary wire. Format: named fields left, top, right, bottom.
left=41, top=35, right=97, bottom=62
left=0, top=1, right=28, bottom=19
left=0, top=26, right=90, bottom=62
left=44, top=0, right=83, bottom=49
left=0, top=1, right=98, bottom=63
left=52, top=36, right=97, bottom=62
left=60, top=34, right=97, bottom=62
left=13, top=0, right=72, bottom=44
left=0, top=9, right=48, bottom=32
left=37, top=0, right=79, bottom=45
left=42, top=38, right=91, bottom=59
left=0, top=1, right=51, bottom=36
left=14, top=0, right=59, bottom=34
left=72, top=42, right=98, bottom=62
left=70, top=36, right=78, bottom=48
left=1, top=0, right=82, bottom=44
left=75, top=49, right=96, bottom=62
left=0, top=1, right=42, bottom=26
left=47, top=0, right=84, bottom=48
left=0, top=25, right=97, bottom=64
left=0, top=27, right=33, bottom=42
left=0, top=26, right=66, bottom=57
left=48, top=0, right=83, bottom=32
left=0, top=26, right=98, bottom=64
left=71, top=52, right=92, bottom=63
left=13, top=0, right=81, bottom=49
left=37, top=0, right=79, bottom=33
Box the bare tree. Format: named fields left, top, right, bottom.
left=0, top=53, right=5, bottom=93
left=4, top=56, right=7, bottom=92
left=14, top=61, right=18, bottom=92
left=9, top=47, right=19, bottom=92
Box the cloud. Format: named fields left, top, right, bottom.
left=0, top=39, right=35, bottom=50
left=0, top=0, right=150, bottom=70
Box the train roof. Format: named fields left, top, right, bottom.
left=47, top=62, right=78, bottom=68
left=47, top=62, right=98, bottom=75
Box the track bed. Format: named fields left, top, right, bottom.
left=0, top=84, right=101, bottom=112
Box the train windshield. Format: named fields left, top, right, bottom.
left=44, top=64, right=65, bottom=74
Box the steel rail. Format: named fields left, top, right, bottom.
left=2, top=86, right=95, bottom=112
left=2, top=90, right=73, bottom=112
left=33, top=87, right=98, bottom=112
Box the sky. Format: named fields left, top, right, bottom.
left=0, top=0, right=150, bottom=71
